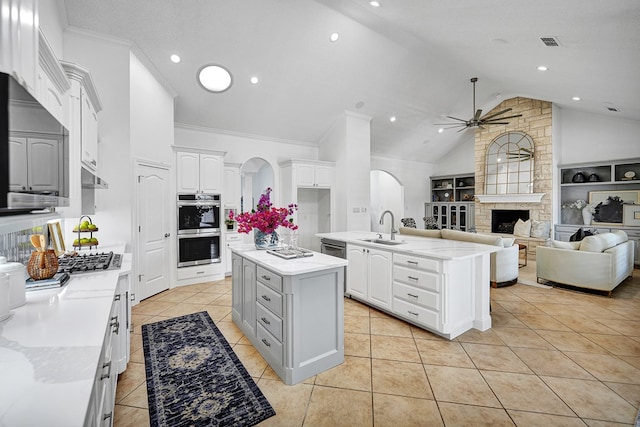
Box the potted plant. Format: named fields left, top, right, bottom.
left=224, top=217, right=235, bottom=230
left=231, top=188, right=298, bottom=249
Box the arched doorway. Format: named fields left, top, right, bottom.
left=370, top=170, right=404, bottom=234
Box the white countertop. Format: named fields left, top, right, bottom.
left=0, top=250, right=131, bottom=426
left=317, top=231, right=501, bottom=259
left=231, top=245, right=347, bottom=275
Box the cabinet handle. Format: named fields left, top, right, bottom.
left=407, top=311, right=419, bottom=317
left=110, top=316, right=120, bottom=335
left=408, top=276, right=419, bottom=281
left=114, top=294, right=121, bottom=301
left=261, top=275, right=271, bottom=281
left=103, top=412, right=113, bottom=422
left=407, top=293, right=419, bottom=299
left=164, top=232, right=171, bottom=237
left=130, top=293, right=136, bottom=301
left=261, top=317, right=271, bottom=325
left=261, top=338, right=271, bottom=347
left=407, top=260, right=418, bottom=265
left=101, top=361, right=112, bottom=380
left=261, top=295, right=271, bottom=302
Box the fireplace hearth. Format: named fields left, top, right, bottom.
left=492, top=210, right=529, bottom=234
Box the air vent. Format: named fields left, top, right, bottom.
left=607, top=107, right=619, bottom=112
left=540, top=37, right=560, bottom=47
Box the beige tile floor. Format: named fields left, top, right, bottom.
left=114, top=261, right=640, bottom=426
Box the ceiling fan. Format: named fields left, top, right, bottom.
left=435, top=77, right=522, bottom=132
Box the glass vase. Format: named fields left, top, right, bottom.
left=254, top=229, right=279, bottom=250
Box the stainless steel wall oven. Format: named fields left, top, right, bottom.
left=177, top=194, right=221, bottom=267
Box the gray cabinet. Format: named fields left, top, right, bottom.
left=424, top=202, right=475, bottom=231
left=431, top=173, right=475, bottom=202
left=558, top=159, right=640, bottom=226
left=231, top=249, right=344, bottom=385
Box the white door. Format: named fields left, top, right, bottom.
left=137, top=164, right=171, bottom=300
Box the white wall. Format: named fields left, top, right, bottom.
left=130, top=52, right=175, bottom=165
left=63, top=30, right=132, bottom=249
left=432, top=133, right=476, bottom=176
left=38, top=0, right=66, bottom=58
left=174, top=125, right=317, bottom=207
left=371, top=156, right=433, bottom=227
left=318, top=116, right=348, bottom=230
left=370, top=170, right=403, bottom=233
left=556, top=108, right=640, bottom=164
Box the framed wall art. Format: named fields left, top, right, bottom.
left=623, top=204, right=640, bottom=227
left=588, top=190, right=640, bottom=225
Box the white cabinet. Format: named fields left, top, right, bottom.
left=346, top=244, right=393, bottom=310
left=85, top=276, right=129, bottom=426
left=176, top=151, right=223, bottom=193
left=280, top=160, right=336, bottom=251
left=0, top=0, right=38, bottom=93
left=223, top=163, right=241, bottom=207
left=224, top=232, right=243, bottom=275
left=35, top=29, right=70, bottom=124
left=555, top=224, right=640, bottom=266
left=287, top=160, right=334, bottom=188
left=62, top=61, right=103, bottom=172
left=9, top=135, right=61, bottom=193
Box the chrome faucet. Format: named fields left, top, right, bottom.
left=379, top=210, right=397, bottom=240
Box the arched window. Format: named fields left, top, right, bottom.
left=484, top=132, right=534, bottom=195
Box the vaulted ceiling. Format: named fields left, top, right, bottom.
left=62, top=0, right=640, bottom=162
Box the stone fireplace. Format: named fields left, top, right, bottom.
left=473, top=97, right=553, bottom=259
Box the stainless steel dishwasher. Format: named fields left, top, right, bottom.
left=320, top=238, right=346, bottom=259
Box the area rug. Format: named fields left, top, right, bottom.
left=142, top=311, right=275, bottom=426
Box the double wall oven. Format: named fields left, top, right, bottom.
left=177, top=193, right=221, bottom=267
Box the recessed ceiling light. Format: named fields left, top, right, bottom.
left=389, top=116, right=396, bottom=122
left=370, top=1, right=381, bottom=6
left=197, top=64, right=233, bottom=93
left=572, top=96, right=581, bottom=101
left=250, top=76, right=260, bottom=85
left=170, top=54, right=181, bottom=63
left=438, top=128, right=444, bottom=133
left=329, top=32, right=339, bottom=42
left=537, top=65, right=548, bottom=71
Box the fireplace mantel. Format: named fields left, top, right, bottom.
left=475, top=193, right=546, bottom=203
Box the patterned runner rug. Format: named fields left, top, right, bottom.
left=142, top=311, right=276, bottom=426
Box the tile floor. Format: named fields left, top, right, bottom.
left=113, top=261, right=640, bottom=426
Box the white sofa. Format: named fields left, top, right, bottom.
left=536, top=230, right=634, bottom=296
left=399, top=227, right=519, bottom=287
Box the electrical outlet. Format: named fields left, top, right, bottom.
left=361, top=207, right=367, bottom=213
left=353, top=207, right=360, bottom=213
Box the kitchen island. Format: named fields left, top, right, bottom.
left=230, top=245, right=347, bottom=385
left=317, top=231, right=500, bottom=339
left=0, top=250, right=131, bottom=427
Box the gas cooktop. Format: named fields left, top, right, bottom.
left=57, top=251, right=122, bottom=275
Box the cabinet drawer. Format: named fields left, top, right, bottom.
left=257, top=266, right=282, bottom=292
left=394, top=253, right=441, bottom=273
left=393, top=282, right=440, bottom=311
left=393, top=297, right=439, bottom=330
left=256, top=302, right=283, bottom=341
left=256, top=282, right=283, bottom=317
left=393, top=265, right=440, bottom=292
left=256, top=324, right=283, bottom=366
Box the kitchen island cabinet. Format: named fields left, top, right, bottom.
left=0, top=253, right=131, bottom=427
left=319, top=231, right=499, bottom=339
left=231, top=246, right=347, bottom=385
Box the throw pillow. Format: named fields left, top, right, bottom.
left=513, top=219, right=531, bottom=237
left=530, top=220, right=550, bottom=239
left=552, top=240, right=581, bottom=250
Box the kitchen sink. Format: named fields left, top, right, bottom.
left=359, top=238, right=405, bottom=245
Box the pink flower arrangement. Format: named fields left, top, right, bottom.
left=230, top=188, right=298, bottom=234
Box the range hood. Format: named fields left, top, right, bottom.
left=81, top=167, right=108, bottom=189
